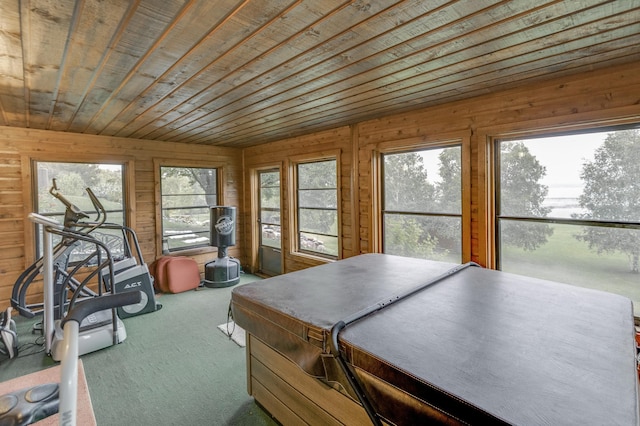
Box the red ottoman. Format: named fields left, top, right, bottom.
left=150, top=256, right=201, bottom=294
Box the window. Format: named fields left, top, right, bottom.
left=160, top=166, right=218, bottom=252
left=34, top=161, right=125, bottom=261
left=259, top=170, right=281, bottom=250
left=295, top=159, right=338, bottom=258
left=382, top=146, right=462, bottom=262
left=495, top=127, right=640, bottom=315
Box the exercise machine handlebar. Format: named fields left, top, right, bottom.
left=49, top=179, right=88, bottom=221
left=49, top=179, right=107, bottom=232
left=28, top=212, right=64, bottom=230
left=80, top=186, right=107, bottom=233
left=58, top=291, right=142, bottom=426
left=61, top=291, right=141, bottom=328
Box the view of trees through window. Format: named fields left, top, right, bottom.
left=382, top=146, right=462, bottom=262
left=160, top=166, right=218, bottom=252
left=496, top=128, right=640, bottom=315
left=35, top=161, right=125, bottom=260
left=260, top=170, right=281, bottom=249
left=296, top=159, right=338, bottom=257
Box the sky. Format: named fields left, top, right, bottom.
left=419, top=130, right=611, bottom=198
left=518, top=131, right=606, bottom=189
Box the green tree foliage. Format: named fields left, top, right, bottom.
left=435, top=148, right=461, bottom=213
left=260, top=171, right=280, bottom=211
left=38, top=162, right=100, bottom=190
left=499, top=142, right=553, bottom=251
left=575, top=129, right=640, bottom=272
left=189, top=169, right=218, bottom=206
left=160, top=174, right=188, bottom=209
left=383, top=152, right=439, bottom=258
left=55, top=172, right=85, bottom=197
left=37, top=163, right=122, bottom=214
left=93, top=168, right=123, bottom=204
left=384, top=215, right=437, bottom=258
left=383, top=152, right=434, bottom=212
left=161, top=167, right=217, bottom=206
left=430, top=148, right=462, bottom=256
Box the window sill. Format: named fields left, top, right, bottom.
left=290, top=250, right=337, bottom=265
left=165, top=246, right=216, bottom=257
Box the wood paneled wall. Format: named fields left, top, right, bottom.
left=0, top=129, right=242, bottom=310
left=243, top=60, right=640, bottom=272
left=357, top=60, right=640, bottom=267
left=1, top=61, right=639, bottom=311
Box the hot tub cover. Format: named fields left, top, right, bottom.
left=231, top=254, right=639, bottom=425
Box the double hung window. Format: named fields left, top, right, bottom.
left=160, top=166, right=218, bottom=252
left=33, top=161, right=125, bottom=261
left=381, top=146, right=462, bottom=262
left=295, top=159, right=338, bottom=258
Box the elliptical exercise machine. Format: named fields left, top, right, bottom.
left=11, top=179, right=159, bottom=361
left=11, top=181, right=160, bottom=349
left=11, top=181, right=104, bottom=322
left=29, top=212, right=128, bottom=361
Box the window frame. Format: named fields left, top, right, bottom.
left=22, top=154, right=135, bottom=266
left=380, top=143, right=464, bottom=263
left=375, top=134, right=470, bottom=263
left=154, top=158, right=224, bottom=256
left=493, top=124, right=640, bottom=269
left=481, top=118, right=640, bottom=269
left=289, top=151, right=341, bottom=261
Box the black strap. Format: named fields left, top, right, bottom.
left=329, top=262, right=480, bottom=425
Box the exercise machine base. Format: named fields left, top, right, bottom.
left=50, top=313, right=126, bottom=362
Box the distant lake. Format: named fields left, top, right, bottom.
left=542, top=184, right=584, bottom=218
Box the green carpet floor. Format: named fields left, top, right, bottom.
left=0, top=274, right=279, bottom=426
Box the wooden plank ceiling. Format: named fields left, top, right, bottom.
left=0, top=0, right=639, bottom=148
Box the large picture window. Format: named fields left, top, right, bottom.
left=34, top=161, right=125, bottom=261
left=160, top=166, right=218, bottom=252
left=495, top=127, right=640, bottom=315
left=382, top=145, right=462, bottom=262
left=295, top=159, right=338, bottom=258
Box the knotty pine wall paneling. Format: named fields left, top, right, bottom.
left=356, top=61, right=640, bottom=267
left=239, top=61, right=640, bottom=278
left=1, top=61, right=639, bottom=311
left=0, top=128, right=242, bottom=310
